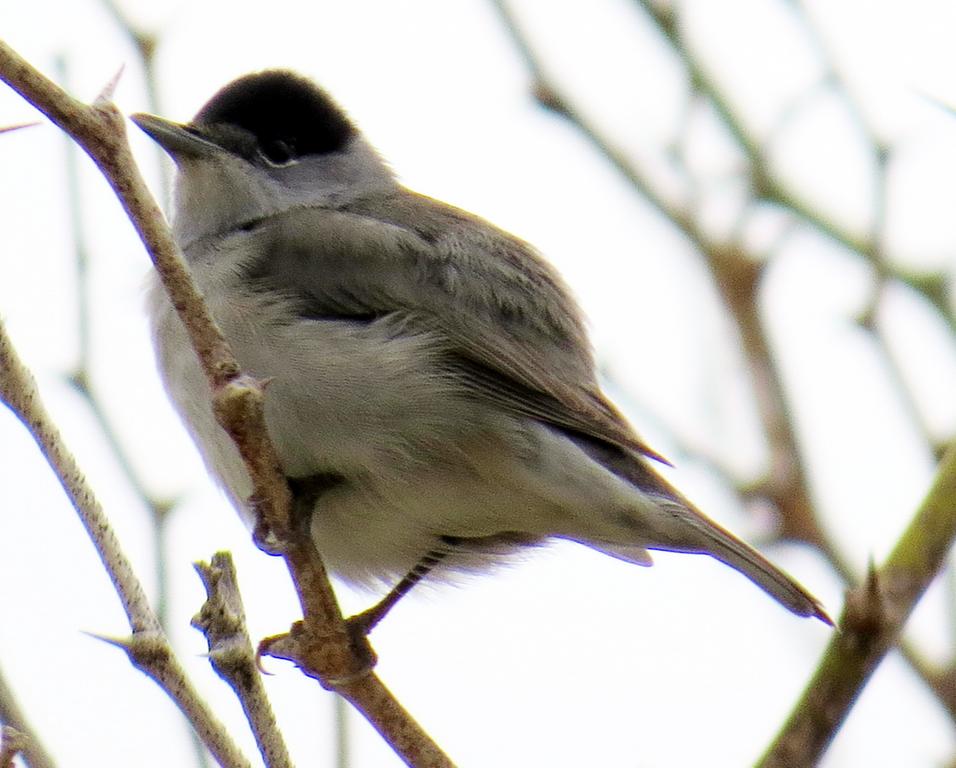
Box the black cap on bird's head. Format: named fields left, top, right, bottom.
left=193, top=70, right=357, bottom=163
left=130, top=70, right=393, bottom=249
left=131, top=70, right=358, bottom=167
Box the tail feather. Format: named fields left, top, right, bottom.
left=652, top=498, right=832, bottom=624
left=571, top=434, right=832, bottom=624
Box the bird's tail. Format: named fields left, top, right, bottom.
left=648, top=497, right=832, bottom=624
left=575, top=436, right=832, bottom=624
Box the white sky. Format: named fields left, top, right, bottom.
left=1, top=0, right=956, bottom=766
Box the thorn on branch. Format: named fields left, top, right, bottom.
left=84, top=629, right=135, bottom=651
left=88, top=629, right=171, bottom=669
left=193, top=553, right=295, bottom=768
left=95, top=65, right=125, bottom=105
left=841, top=561, right=888, bottom=649
left=0, top=121, right=40, bottom=135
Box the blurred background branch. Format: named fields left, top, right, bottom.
left=0, top=669, right=56, bottom=768
left=493, top=0, right=956, bottom=745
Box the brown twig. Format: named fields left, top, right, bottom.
left=193, top=553, right=293, bottom=768
left=0, top=38, right=453, bottom=768
left=54, top=54, right=180, bottom=625
left=54, top=42, right=212, bottom=768
left=97, top=0, right=169, bottom=195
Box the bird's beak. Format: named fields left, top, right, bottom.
left=130, top=113, right=222, bottom=160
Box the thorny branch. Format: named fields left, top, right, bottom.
left=0, top=39, right=452, bottom=768
left=193, top=553, right=293, bottom=768
left=758, top=442, right=956, bottom=766
left=0, top=315, right=249, bottom=768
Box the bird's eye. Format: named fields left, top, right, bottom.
left=259, top=139, right=297, bottom=166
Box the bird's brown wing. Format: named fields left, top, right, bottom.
left=246, top=194, right=669, bottom=465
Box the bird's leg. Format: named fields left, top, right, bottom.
left=347, top=536, right=462, bottom=638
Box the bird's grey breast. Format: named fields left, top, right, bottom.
left=150, top=212, right=504, bottom=500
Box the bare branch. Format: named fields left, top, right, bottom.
left=193, top=553, right=293, bottom=768
left=54, top=55, right=180, bottom=631
left=635, top=0, right=873, bottom=254
left=0, top=669, right=56, bottom=768
left=97, top=0, right=169, bottom=194
left=0, top=315, right=251, bottom=768
left=489, top=0, right=956, bottom=734
left=758, top=443, right=956, bottom=766
left=0, top=319, right=157, bottom=633
left=51, top=48, right=213, bottom=768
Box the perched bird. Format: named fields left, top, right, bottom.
left=133, top=70, right=830, bottom=631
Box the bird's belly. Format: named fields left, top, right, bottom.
left=151, top=281, right=543, bottom=544
left=306, top=461, right=551, bottom=586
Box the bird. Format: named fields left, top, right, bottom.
left=132, top=69, right=830, bottom=632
